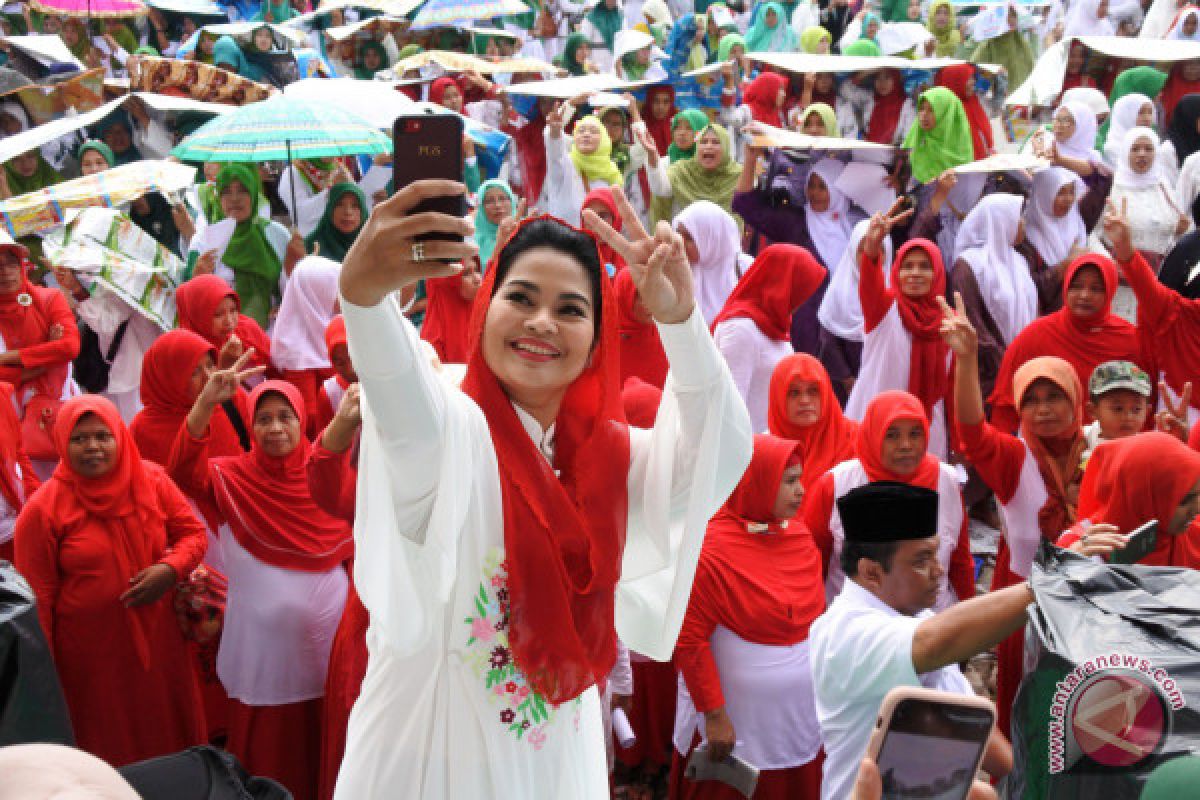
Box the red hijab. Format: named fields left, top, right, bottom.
left=0, top=381, right=37, bottom=510
left=49, top=395, right=165, bottom=667
left=989, top=254, right=1144, bottom=430
left=583, top=187, right=628, bottom=272
left=856, top=390, right=941, bottom=489
left=696, top=434, right=824, bottom=644
left=514, top=101, right=549, bottom=206
left=421, top=274, right=476, bottom=364
left=744, top=72, right=788, bottom=126
left=1076, top=432, right=1200, bottom=566
left=615, top=268, right=668, bottom=389
left=324, top=314, right=350, bottom=389
left=621, top=376, right=662, bottom=428
left=767, top=353, right=858, bottom=491
left=865, top=69, right=907, bottom=144
left=711, top=244, right=826, bottom=340
left=1161, top=62, right=1200, bottom=124
left=459, top=215, right=630, bottom=704
left=428, top=76, right=462, bottom=108
left=1013, top=356, right=1086, bottom=539
left=0, top=244, right=72, bottom=397
left=175, top=274, right=272, bottom=369
left=131, top=330, right=247, bottom=467
left=641, top=85, right=677, bottom=155
left=890, top=239, right=950, bottom=421
left=936, top=64, right=993, bottom=159
left=208, top=380, right=354, bottom=572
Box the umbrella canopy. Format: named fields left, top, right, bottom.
left=171, top=93, right=392, bottom=161
left=410, top=0, right=530, bottom=30
left=29, top=0, right=148, bottom=17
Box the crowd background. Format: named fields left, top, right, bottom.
left=5, top=0, right=1200, bottom=797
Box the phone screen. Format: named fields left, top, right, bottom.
left=874, top=698, right=993, bottom=800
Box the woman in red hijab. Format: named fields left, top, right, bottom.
left=1160, top=59, right=1200, bottom=124
left=743, top=72, right=789, bottom=127
left=942, top=296, right=1088, bottom=740
left=582, top=187, right=628, bottom=273
left=0, top=381, right=40, bottom=562
left=846, top=214, right=952, bottom=458
left=14, top=395, right=208, bottom=766
left=615, top=267, right=669, bottom=390
left=864, top=69, right=910, bottom=145
left=420, top=258, right=483, bottom=364
left=989, top=252, right=1148, bottom=432
left=0, top=233, right=79, bottom=448
left=936, top=63, right=994, bottom=159
left=313, top=315, right=356, bottom=434
left=1057, top=432, right=1200, bottom=565
left=672, top=434, right=825, bottom=800
left=804, top=390, right=975, bottom=609
left=512, top=96, right=554, bottom=206
left=712, top=243, right=827, bottom=432
left=131, top=330, right=249, bottom=469
left=175, top=274, right=272, bottom=373
left=170, top=373, right=354, bottom=800
left=767, top=353, right=858, bottom=499
left=641, top=85, right=677, bottom=156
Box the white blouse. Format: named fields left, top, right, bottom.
left=335, top=294, right=752, bottom=799
left=713, top=316, right=793, bottom=433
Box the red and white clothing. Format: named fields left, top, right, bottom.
left=712, top=244, right=827, bottom=432
left=845, top=240, right=951, bottom=458
left=672, top=435, right=825, bottom=799
left=0, top=381, right=39, bottom=561
left=803, top=391, right=975, bottom=611
left=272, top=257, right=341, bottom=438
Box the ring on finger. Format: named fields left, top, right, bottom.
left=411, top=241, right=425, bottom=263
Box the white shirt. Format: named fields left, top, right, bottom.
left=713, top=317, right=793, bottom=433
left=809, top=580, right=973, bottom=800
left=335, top=295, right=752, bottom=799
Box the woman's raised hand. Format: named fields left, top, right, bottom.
left=861, top=197, right=913, bottom=259
left=1101, top=197, right=1135, bottom=263
left=1156, top=380, right=1192, bottom=442
left=339, top=179, right=476, bottom=308
left=200, top=348, right=263, bottom=407
left=937, top=292, right=978, bottom=358
left=583, top=203, right=694, bottom=325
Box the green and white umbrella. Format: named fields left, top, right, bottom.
left=170, top=94, right=391, bottom=163
left=410, top=0, right=530, bottom=30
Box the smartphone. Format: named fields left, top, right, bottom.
left=866, top=687, right=995, bottom=800
left=1109, top=519, right=1159, bottom=565
left=392, top=112, right=466, bottom=248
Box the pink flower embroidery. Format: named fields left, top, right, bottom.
left=518, top=687, right=530, bottom=699
left=528, top=726, right=548, bottom=751
left=506, top=681, right=518, bottom=693
left=470, top=616, right=495, bottom=643
left=491, top=574, right=505, bottom=588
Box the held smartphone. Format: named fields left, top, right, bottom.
left=392, top=112, right=466, bottom=249
left=866, top=687, right=995, bottom=800
left=1109, top=519, right=1159, bottom=565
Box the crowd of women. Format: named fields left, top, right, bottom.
left=7, top=0, right=1200, bottom=797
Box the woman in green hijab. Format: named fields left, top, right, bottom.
left=1, top=149, right=60, bottom=198
left=471, top=179, right=517, bottom=271
left=798, top=102, right=839, bottom=135
left=903, top=86, right=975, bottom=184
left=745, top=2, right=797, bottom=52
left=648, top=122, right=742, bottom=224
left=560, top=33, right=592, bottom=76
left=354, top=40, right=389, bottom=80
left=800, top=25, right=832, bottom=54
left=77, top=140, right=115, bottom=177
left=304, top=182, right=368, bottom=263
left=925, top=0, right=961, bottom=57
left=668, top=108, right=711, bottom=161
left=843, top=38, right=882, bottom=57
left=185, top=164, right=297, bottom=326
left=969, top=9, right=1034, bottom=92
left=254, top=0, right=296, bottom=23
left=585, top=0, right=623, bottom=55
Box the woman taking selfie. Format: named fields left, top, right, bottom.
left=332, top=180, right=752, bottom=798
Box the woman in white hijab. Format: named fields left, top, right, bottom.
left=673, top=200, right=752, bottom=324
left=948, top=193, right=1037, bottom=398
left=1103, top=93, right=1159, bottom=172
left=817, top=217, right=892, bottom=401
left=797, top=158, right=863, bottom=356
left=1023, top=166, right=1088, bottom=303
left=1063, top=0, right=1115, bottom=37
left=1038, top=101, right=1105, bottom=179
left=269, top=255, right=341, bottom=436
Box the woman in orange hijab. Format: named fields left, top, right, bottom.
left=767, top=353, right=858, bottom=499
left=14, top=395, right=208, bottom=767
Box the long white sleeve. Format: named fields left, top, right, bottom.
left=616, top=307, right=753, bottom=660
left=647, top=157, right=672, bottom=198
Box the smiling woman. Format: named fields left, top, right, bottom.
left=331, top=179, right=752, bottom=799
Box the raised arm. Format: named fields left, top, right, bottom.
left=859, top=203, right=912, bottom=332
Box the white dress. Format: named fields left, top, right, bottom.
left=75, top=286, right=162, bottom=423
left=335, top=294, right=753, bottom=799
left=713, top=316, right=793, bottom=433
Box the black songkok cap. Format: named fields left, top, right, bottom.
left=837, top=481, right=939, bottom=543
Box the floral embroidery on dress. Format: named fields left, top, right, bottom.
left=464, top=548, right=581, bottom=747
